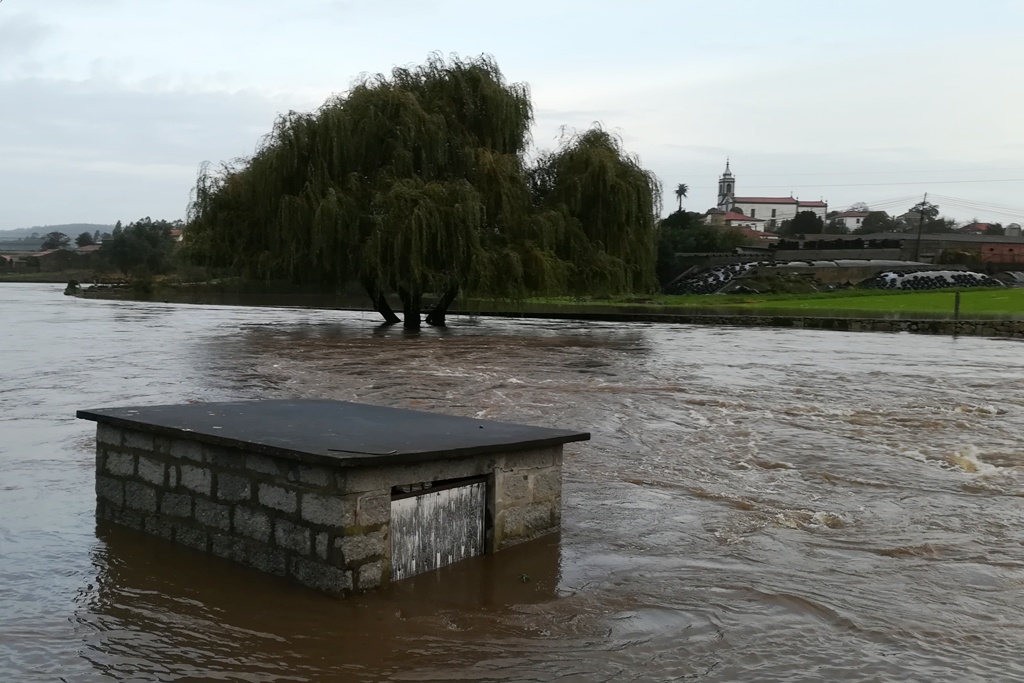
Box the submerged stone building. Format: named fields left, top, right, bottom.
left=80, top=400, right=589, bottom=596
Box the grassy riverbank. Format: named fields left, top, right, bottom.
left=12, top=275, right=1021, bottom=319
left=519, top=288, right=1024, bottom=319
left=0, top=270, right=94, bottom=283
left=709, top=289, right=1024, bottom=316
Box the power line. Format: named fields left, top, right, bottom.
left=686, top=178, right=1024, bottom=191
left=932, top=194, right=1024, bottom=211
left=846, top=194, right=924, bottom=207
left=927, top=197, right=1024, bottom=222
left=740, top=178, right=1024, bottom=189
left=734, top=167, right=1024, bottom=178
left=833, top=197, right=924, bottom=213
left=826, top=192, right=1024, bottom=222
left=930, top=193, right=1024, bottom=215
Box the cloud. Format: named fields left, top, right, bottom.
left=3, top=0, right=1023, bottom=226
left=0, top=12, right=55, bottom=58
left=0, top=78, right=307, bottom=228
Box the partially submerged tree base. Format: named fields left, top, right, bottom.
left=398, top=287, right=421, bottom=330
left=425, top=287, right=459, bottom=327
left=366, top=287, right=401, bottom=325
left=364, top=286, right=460, bottom=328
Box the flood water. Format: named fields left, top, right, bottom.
left=3, top=282, right=1024, bottom=682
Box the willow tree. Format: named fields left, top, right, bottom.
left=529, top=127, right=661, bottom=295
left=186, top=54, right=540, bottom=329
left=185, top=55, right=660, bottom=327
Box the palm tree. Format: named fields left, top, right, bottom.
left=675, top=183, right=688, bottom=212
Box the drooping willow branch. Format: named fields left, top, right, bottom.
left=184, top=54, right=660, bottom=328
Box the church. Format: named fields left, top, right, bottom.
left=711, top=161, right=827, bottom=232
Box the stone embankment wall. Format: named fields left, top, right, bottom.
left=94, top=424, right=562, bottom=596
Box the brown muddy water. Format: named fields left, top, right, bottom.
left=3, top=282, right=1024, bottom=682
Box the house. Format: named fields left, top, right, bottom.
left=0, top=254, right=25, bottom=271
left=735, top=226, right=779, bottom=244
left=714, top=161, right=827, bottom=230
left=703, top=210, right=778, bottom=244
left=27, top=249, right=82, bottom=272
left=706, top=208, right=767, bottom=230
left=832, top=210, right=871, bottom=231
left=958, top=222, right=995, bottom=235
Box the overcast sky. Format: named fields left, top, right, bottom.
left=2, top=0, right=1023, bottom=230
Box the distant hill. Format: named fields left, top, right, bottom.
left=0, top=223, right=115, bottom=240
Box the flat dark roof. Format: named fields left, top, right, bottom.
left=77, top=400, right=590, bottom=468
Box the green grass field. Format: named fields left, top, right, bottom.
left=528, top=288, right=1024, bottom=318
left=703, top=289, right=1024, bottom=316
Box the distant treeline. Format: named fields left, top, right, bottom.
left=0, top=238, right=44, bottom=252
left=0, top=224, right=114, bottom=241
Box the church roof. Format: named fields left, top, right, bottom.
left=798, top=200, right=828, bottom=208
left=733, top=196, right=799, bottom=204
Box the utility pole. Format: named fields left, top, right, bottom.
left=913, top=192, right=928, bottom=262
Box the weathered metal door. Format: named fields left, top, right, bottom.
left=390, top=480, right=486, bottom=581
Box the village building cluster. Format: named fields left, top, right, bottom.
left=700, top=161, right=1022, bottom=241
left=705, top=161, right=828, bottom=232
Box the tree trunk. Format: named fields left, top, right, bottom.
left=365, top=282, right=400, bottom=325
left=425, top=286, right=459, bottom=327
left=399, top=287, right=421, bottom=330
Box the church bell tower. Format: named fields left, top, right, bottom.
left=717, top=160, right=735, bottom=211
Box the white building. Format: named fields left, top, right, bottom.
left=705, top=208, right=766, bottom=230
left=715, top=161, right=827, bottom=231
left=832, top=210, right=871, bottom=231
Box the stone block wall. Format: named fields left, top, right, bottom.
left=93, top=424, right=564, bottom=595
left=492, top=447, right=563, bottom=550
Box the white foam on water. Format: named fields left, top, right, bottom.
left=946, top=445, right=1001, bottom=474
left=952, top=404, right=1005, bottom=416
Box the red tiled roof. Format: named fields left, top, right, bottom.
left=736, top=227, right=778, bottom=241
left=834, top=211, right=870, bottom=218
left=798, top=200, right=828, bottom=207
left=721, top=212, right=765, bottom=222
left=733, top=196, right=799, bottom=204
left=958, top=222, right=994, bottom=233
